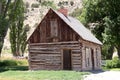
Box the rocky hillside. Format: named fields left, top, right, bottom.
left=2, top=0, right=83, bottom=52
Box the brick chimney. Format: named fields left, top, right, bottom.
left=58, top=7, right=68, bottom=16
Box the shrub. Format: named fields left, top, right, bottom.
left=0, top=59, right=28, bottom=67
left=0, top=60, right=18, bottom=67
left=105, top=57, right=120, bottom=68
left=105, top=60, right=112, bottom=68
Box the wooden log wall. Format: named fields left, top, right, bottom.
left=79, top=39, right=102, bottom=70
left=28, top=41, right=82, bottom=71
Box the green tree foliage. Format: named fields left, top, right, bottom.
left=31, top=3, right=39, bottom=8
left=9, top=0, right=27, bottom=57
left=40, top=1, right=56, bottom=9
left=69, top=8, right=82, bottom=18
left=81, top=0, right=120, bottom=59
left=102, top=0, right=120, bottom=58
left=81, top=0, right=107, bottom=41
left=58, top=1, right=68, bottom=6
left=0, top=0, right=11, bottom=56
left=102, top=44, right=114, bottom=59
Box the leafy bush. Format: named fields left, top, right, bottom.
left=105, top=60, right=112, bottom=68
left=105, top=57, right=120, bottom=68
left=0, top=60, right=18, bottom=67
left=0, top=59, right=28, bottom=67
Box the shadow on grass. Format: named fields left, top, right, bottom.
left=0, top=66, right=28, bottom=72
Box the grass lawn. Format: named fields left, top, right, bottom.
left=0, top=66, right=89, bottom=80
left=102, top=66, right=120, bottom=71
left=110, top=68, right=120, bottom=71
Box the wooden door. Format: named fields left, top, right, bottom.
left=91, top=49, right=94, bottom=70
left=63, top=49, right=72, bottom=70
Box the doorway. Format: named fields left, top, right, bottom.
left=63, top=49, right=72, bottom=70
left=91, top=49, right=95, bottom=70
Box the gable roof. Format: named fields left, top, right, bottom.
left=28, top=8, right=102, bottom=45
left=52, top=9, right=102, bottom=45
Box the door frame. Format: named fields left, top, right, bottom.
left=91, top=48, right=95, bottom=70
left=61, top=48, right=72, bottom=70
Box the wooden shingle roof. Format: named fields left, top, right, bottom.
left=52, top=9, right=102, bottom=45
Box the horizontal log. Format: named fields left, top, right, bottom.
left=30, top=53, right=61, bottom=56
left=29, top=44, right=80, bottom=49
left=30, top=49, right=60, bottom=53
left=29, top=46, right=81, bottom=51
left=72, top=54, right=81, bottom=56
left=72, top=50, right=81, bottom=52
left=29, top=41, right=79, bottom=46
left=29, top=50, right=61, bottom=54
left=72, top=63, right=81, bottom=65
left=72, top=59, right=81, bottom=61
left=30, top=47, right=60, bottom=51
left=72, top=57, right=81, bottom=60
left=73, top=65, right=81, bottom=68
left=31, top=63, right=45, bottom=65
left=30, top=57, right=61, bottom=60
left=30, top=54, right=61, bottom=57
left=31, top=65, right=45, bottom=67
left=45, top=59, right=61, bottom=62
left=31, top=56, right=61, bottom=60
left=30, top=57, right=61, bottom=61
left=31, top=66, right=45, bottom=69
left=30, top=60, right=45, bottom=62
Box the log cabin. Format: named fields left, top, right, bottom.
left=27, top=8, right=102, bottom=71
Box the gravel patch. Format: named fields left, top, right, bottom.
left=84, top=71, right=120, bottom=80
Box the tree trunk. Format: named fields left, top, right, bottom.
left=0, top=49, right=1, bottom=57
left=107, top=45, right=114, bottom=59
left=0, top=0, right=11, bottom=56
left=0, top=37, right=5, bottom=57
left=117, top=47, right=120, bottom=59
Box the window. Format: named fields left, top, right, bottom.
left=85, top=47, right=90, bottom=67
left=96, top=48, right=99, bottom=66
left=50, top=19, right=58, bottom=37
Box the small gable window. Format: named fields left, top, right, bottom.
left=50, top=19, right=58, bottom=37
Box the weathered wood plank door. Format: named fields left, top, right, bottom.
left=91, top=49, right=95, bottom=70
left=63, top=49, right=72, bottom=70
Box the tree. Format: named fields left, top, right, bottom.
left=80, top=0, right=117, bottom=59
left=40, top=1, right=56, bottom=9
left=9, top=0, right=27, bottom=57
left=102, top=0, right=120, bottom=58
left=69, top=8, right=82, bottom=18
left=0, top=0, right=11, bottom=56
left=21, top=26, right=29, bottom=56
